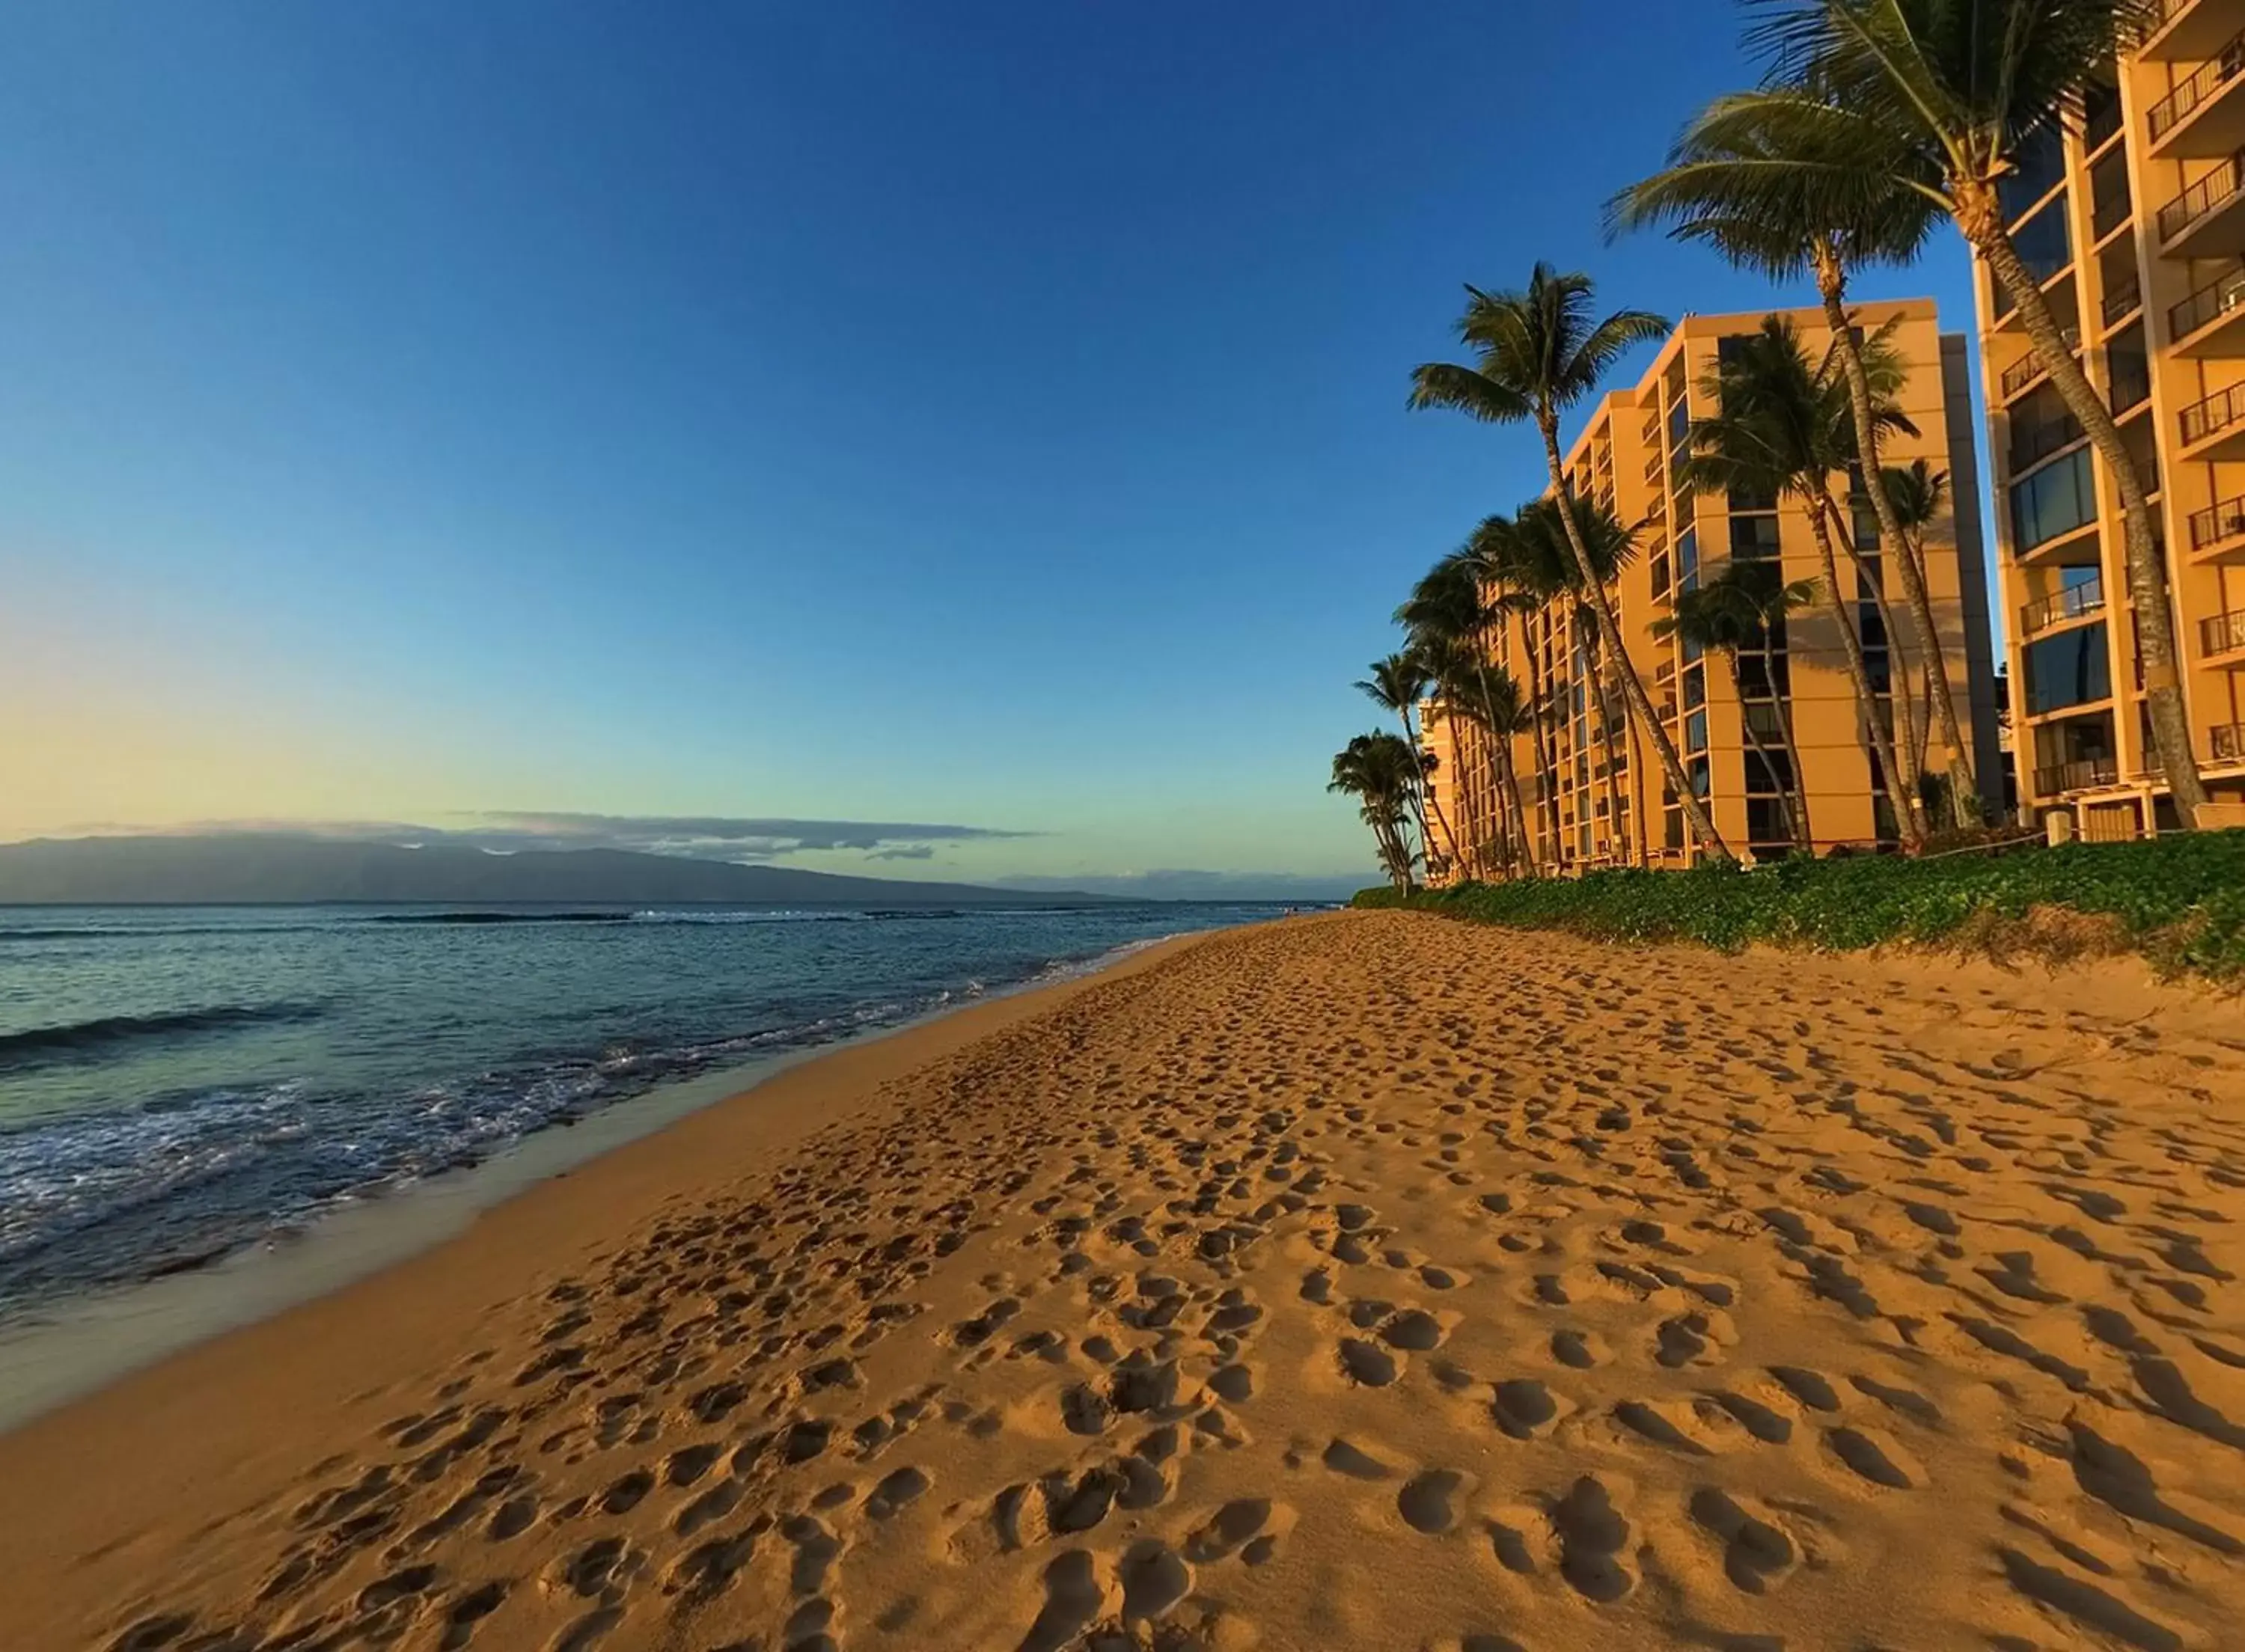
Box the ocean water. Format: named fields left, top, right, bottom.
left=0, top=902, right=1283, bottom=1324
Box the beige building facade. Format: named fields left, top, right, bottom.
left=1971, top=1, right=2245, bottom=836
left=1422, top=299, right=2000, bottom=877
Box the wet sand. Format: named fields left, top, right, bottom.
left=7, top=911, right=2245, bottom=1651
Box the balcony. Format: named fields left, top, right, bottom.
left=2021, top=578, right=2106, bottom=636
left=2157, top=149, right=2245, bottom=254
left=2178, top=381, right=2245, bottom=456
left=2205, top=608, right=2245, bottom=657
left=2146, top=0, right=2241, bottom=62
left=2012, top=408, right=2086, bottom=472
left=2101, top=275, right=2142, bottom=330
left=2188, top=489, right=2245, bottom=554
left=2214, top=723, right=2245, bottom=763
left=2172, top=262, right=2245, bottom=355
left=2148, top=31, right=2245, bottom=156
left=2034, top=757, right=2119, bottom=795
left=1999, top=330, right=2080, bottom=400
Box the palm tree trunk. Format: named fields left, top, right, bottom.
left=1515, top=634, right=1562, bottom=870
left=1734, top=655, right=1801, bottom=848
left=1497, top=745, right=1533, bottom=883
left=1776, top=683, right=1814, bottom=853
left=1804, top=491, right=1922, bottom=850
left=1538, top=419, right=1731, bottom=860
left=1817, top=257, right=1979, bottom=829
left=1627, top=714, right=1650, bottom=866
left=1593, top=673, right=1626, bottom=864
left=1399, top=710, right=1461, bottom=878
left=1955, top=181, right=2208, bottom=825
left=1820, top=495, right=1931, bottom=842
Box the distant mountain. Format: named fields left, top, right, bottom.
left=0, top=836, right=1123, bottom=908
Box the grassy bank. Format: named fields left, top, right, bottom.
left=1354, top=833, right=2245, bottom=981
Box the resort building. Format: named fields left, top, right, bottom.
left=1421, top=299, right=2001, bottom=877
left=1970, top=3, right=2245, bottom=836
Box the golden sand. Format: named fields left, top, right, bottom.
left=7, top=911, right=2245, bottom=1651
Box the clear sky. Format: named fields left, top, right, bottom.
left=0, top=1, right=1984, bottom=898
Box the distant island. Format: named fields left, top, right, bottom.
left=0, top=836, right=1123, bottom=907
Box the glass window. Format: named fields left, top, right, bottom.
left=1689, top=755, right=1711, bottom=798
left=1683, top=664, right=1706, bottom=709
left=2023, top=620, right=2113, bottom=715
left=1747, top=797, right=1794, bottom=849
left=2010, top=447, right=2097, bottom=550
left=2010, top=193, right=2071, bottom=287
left=2000, top=121, right=2065, bottom=222
left=1650, top=551, right=1670, bottom=596
left=1686, top=709, right=1708, bottom=753
left=1730, top=513, right=1782, bottom=559
left=1676, top=527, right=1699, bottom=591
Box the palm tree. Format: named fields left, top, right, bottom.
left=1675, top=314, right=1926, bottom=848
left=1328, top=732, right=1422, bottom=890
left=1399, top=551, right=1542, bottom=877
left=1410, top=265, right=1731, bottom=860
left=1423, top=638, right=1539, bottom=879
left=1607, top=82, right=1982, bottom=829
left=1720, top=0, right=2205, bottom=822
left=1356, top=651, right=1461, bottom=878
left=1461, top=512, right=1569, bottom=863
left=1882, top=458, right=1967, bottom=812
left=1517, top=495, right=1646, bottom=866
left=1654, top=560, right=1821, bottom=848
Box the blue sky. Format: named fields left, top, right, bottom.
left=0, top=1, right=1984, bottom=897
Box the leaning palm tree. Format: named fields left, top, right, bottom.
left=1676, top=315, right=1926, bottom=848
left=1516, top=495, right=1646, bottom=866
left=1607, top=82, right=1982, bottom=829
left=1720, top=0, right=2204, bottom=822
left=1882, top=459, right=1969, bottom=811
left=1423, top=637, right=1539, bottom=880
left=1461, top=511, right=1568, bottom=863
left=1655, top=560, right=1821, bottom=848
left=1410, top=266, right=1731, bottom=860
left=1356, top=651, right=1461, bottom=877
left=1398, top=551, right=1542, bottom=877
left=1329, top=732, right=1423, bottom=891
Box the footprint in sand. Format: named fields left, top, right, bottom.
left=1338, top=1338, right=1399, bottom=1387
left=1399, top=1469, right=1467, bottom=1535
left=1491, top=1379, right=1564, bottom=1440
left=1548, top=1476, right=1634, bottom=1603
left=1688, top=1487, right=1797, bottom=1594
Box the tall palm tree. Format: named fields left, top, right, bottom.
left=1356, top=651, right=1461, bottom=878
left=1655, top=560, right=1821, bottom=848
left=1607, top=83, right=1982, bottom=829
left=1517, top=495, right=1646, bottom=866
left=1676, top=314, right=1926, bottom=848
left=1462, top=511, right=1569, bottom=863
left=1720, top=0, right=2205, bottom=822
left=1409, top=266, right=1732, bottom=860
left=1424, top=639, right=1539, bottom=879
left=1328, top=732, right=1422, bottom=891
left=1882, top=458, right=1965, bottom=808
left=1399, top=551, right=1543, bottom=877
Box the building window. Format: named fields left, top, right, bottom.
left=1689, top=755, right=1711, bottom=798
left=1685, top=709, right=1708, bottom=753
left=2009, top=193, right=2071, bottom=287
left=2000, top=121, right=2065, bottom=223
left=1729, top=513, right=1782, bottom=560
left=2023, top=621, right=2113, bottom=715
left=1683, top=663, right=1706, bottom=709
left=1676, top=527, right=1699, bottom=592
left=2010, top=447, right=2097, bottom=550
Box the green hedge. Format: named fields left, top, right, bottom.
left=1352, top=832, right=2245, bottom=980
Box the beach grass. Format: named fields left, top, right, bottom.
left=1355, top=830, right=2245, bottom=979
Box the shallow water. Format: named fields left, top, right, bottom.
left=0, top=902, right=1281, bottom=1321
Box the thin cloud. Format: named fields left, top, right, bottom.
left=997, top=869, right=1368, bottom=902
left=44, top=813, right=1035, bottom=864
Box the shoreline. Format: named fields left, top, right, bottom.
left=0, top=927, right=1212, bottom=1437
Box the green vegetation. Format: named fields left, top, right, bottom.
left=1352, top=835, right=2245, bottom=982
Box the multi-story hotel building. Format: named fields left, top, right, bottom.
left=1421, top=299, right=2001, bottom=876
left=1970, top=1, right=2245, bottom=836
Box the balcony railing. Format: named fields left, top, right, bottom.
left=2035, top=758, right=2119, bottom=794
left=2157, top=148, right=2245, bottom=242
left=2000, top=329, right=2080, bottom=399
left=2172, top=261, right=2245, bottom=341
left=2214, top=722, right=2245, bottom=763
left=2180, top=381, right=2245, bottom=445
left=2093, top=182, right=2134, bottom=240
left=2012, top=409, right=2086, bottom=471
left=2101, top=277, right=2142, bottom=328
left=2148, top=31, right=2245, bottom=142
left=2203, top=607, right=2245, bottom=655
left=2189, top=489, right=2245, bottom=548
left=2022, top=578, right=2106, bottom=634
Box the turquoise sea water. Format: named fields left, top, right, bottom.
left=0, top=902, right=1282, bottom=1322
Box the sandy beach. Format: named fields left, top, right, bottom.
left=7, top=910, right=2245, bottom=1651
